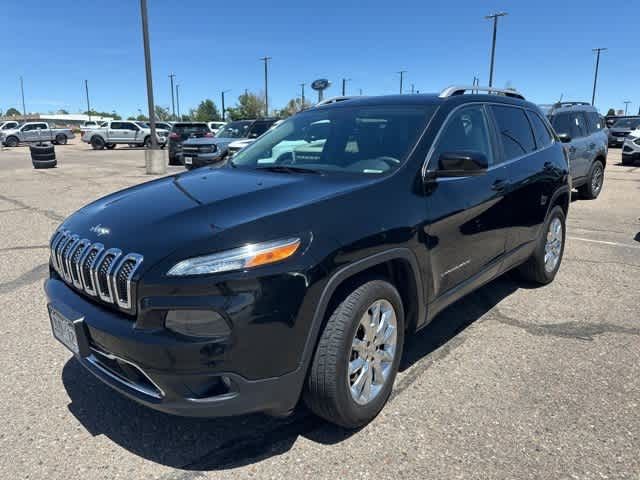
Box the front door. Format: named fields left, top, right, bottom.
left=425, top=104, right=508, bottom=297
left=120, top=122, right=140, bottom=143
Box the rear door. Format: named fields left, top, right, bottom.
left=551, top=112, right=587, bottom=180
left=425, top=104, right=509, bottom=295
left=107, top=122, right=124, bottom=142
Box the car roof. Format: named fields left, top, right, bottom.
left=542, top=102, right=600, bottom=115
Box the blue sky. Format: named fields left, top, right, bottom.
left=1, top=0, right=638, bottom=117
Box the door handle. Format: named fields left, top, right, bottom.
left=491, top=179, right=508, bottom=192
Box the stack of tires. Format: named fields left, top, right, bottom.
left=30, top=143, right=57, bottom=169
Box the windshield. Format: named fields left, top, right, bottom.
left=172, top=123, right=210, bottom=134
left=215, top=121, right=252, bottom=138
left=230, top=105, right=436, bottom=175
left=612, top=118, right=640, bottom=129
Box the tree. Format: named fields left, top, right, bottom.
left=606, top=108, right=615, bottom=116
left=127, top=116, right=136, bottom=121
left=192, top=99, right=221, bottom=121
left=226, top=92, right=265, bottom=120
left=136, top=114, right=149, bottom=121
left=275, top=98, right=312, bottom=118
left=84, top=109, right=121, bottom=120
left=5, top=107, right=21, bottom=117
left=154, top=105, right=171, bottom=121
left=56, top=109, right=69, bottom=115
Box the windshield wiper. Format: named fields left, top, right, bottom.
left=256, top=165, right=323, bottom=175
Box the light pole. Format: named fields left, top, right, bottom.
left=168, top=73, right=176, bottom=120
left=260, top=56, right=271, bottom=117
left=176, top=84, right=181, bottom=119
left=485, top=12, right=507, bottom=87
left=19, top=76, right=26, bottom=116
left=411, top=83, right=415, bottom=94
left=221, top=89, right=230, bottom=122
left=300, top=83, right=305, bottom=109
left=623, top=100, right=631, bottom=116
left=84, top=80, right=91, bottom=121
left=139, top=0, right=158, bottom=150
left=591, top=48, right=607, bottom=106
left=397, top=70, right=407, bottom=94
left=342, top=78, right=351, bottom=96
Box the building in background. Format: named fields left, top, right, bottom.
left=0, top=113, right=113, bottom=127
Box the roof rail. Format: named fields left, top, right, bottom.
left=439, top=85, right=525, bottom=100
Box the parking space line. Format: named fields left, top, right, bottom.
left=567, top=236, right=640, bottom=250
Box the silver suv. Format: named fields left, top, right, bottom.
left=545, top=102, right=608, bottom=200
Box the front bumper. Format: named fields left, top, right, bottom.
left=45, top=278, right=305, bottom=417
left=182, top=152, right=227, bottom=169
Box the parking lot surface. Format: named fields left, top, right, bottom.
left=0, top=140, right=638, bottom=479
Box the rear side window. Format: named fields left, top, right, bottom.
left=490, top=105, right=536, bottom=161
left=248, top=121, right=274, bottom=138
left=527, top=111, right=553, bottom=149
left=110, top=122, right=123, bottom=129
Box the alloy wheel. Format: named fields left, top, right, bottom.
left=544, top=217, right=563, bottom=273
left=348, top=299, right=398, bottom=405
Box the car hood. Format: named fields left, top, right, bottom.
left=59, top=167, right=374, bottom=267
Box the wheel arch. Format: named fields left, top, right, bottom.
left=300, top=249, right=425, bottom=373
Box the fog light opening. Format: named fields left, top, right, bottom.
left=165, top=309, right=231, bottom=338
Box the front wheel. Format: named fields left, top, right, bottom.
left=4, top=136, right=19, bottom=147
left=90, top=136, right=105, bottom=150
left=144, top=136, right=152, bottom=148
left=516, top=205, right=566, bottom=284
left=304, top=279, right=405, bottom=428
left=55, top=134, right=67, bottom=145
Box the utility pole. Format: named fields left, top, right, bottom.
left=472, top=76, right=479, bottom=93
left=342, top=78, right=351, bottom=96
left=176, top=84, right=181, bottom=119
left=300, top=83, right=305, bottom=109
left=397, top=70, right=407, bottom=94
left=485, top=12, right=507, bottom=87
left=623, top=100, right=631, bottom=116
left=19, top=76, right=26, bottom=116
left=139, top=0, right=158, bottom=150
left=359, top=88, right=363, bottom=96
left=591, top=48, right=607, bottom=106
left=260, top=56, right=271, bottom=117
left=84, top=79, right=91, bottom=121
left=168, top=73, right=176, bottom=120
left=221, top=89, right=230, bottom=122
left=411, top=83, right=415, bottom=94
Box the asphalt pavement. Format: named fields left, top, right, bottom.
left=0, top=140, right=638, bottom=479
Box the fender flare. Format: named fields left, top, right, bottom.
left=299, top=248, right=425, bottom=371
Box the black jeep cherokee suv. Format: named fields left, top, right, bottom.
left=45, top=86, right=570, bottom=428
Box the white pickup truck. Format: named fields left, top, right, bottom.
left=0, top=122, right=75, bottom=147
left=81, top=120, right=168, bottom=149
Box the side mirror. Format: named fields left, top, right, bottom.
left=557, top=133, right=572, bottom=143
left=435, top=151, right=488, bottom=177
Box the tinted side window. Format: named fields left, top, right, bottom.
left=527, top=111, right=553, bottom=149
left=110, top=122, right=122, bottom=129
left=572, top=113, right=588, bottom=138
left=490, top=105, right=536, bottom=161
left=248, top=121, right=273, bottom=138
left=432, top=105, right=494, bottom=167
left=121, top=122, right=137, bottom=130
left=586, top=112, right=603, bottom=132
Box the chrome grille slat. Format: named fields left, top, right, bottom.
left=49, top=231, right=143, bottom=313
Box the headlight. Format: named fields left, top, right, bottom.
left=167, top=237, right=301, bottom=276
left=634, top=138, right=640, bottom=146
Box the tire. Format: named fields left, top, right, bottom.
left=577, top=160, right=604, bottom=200
left=5, top=136, right=19, bottom=147
left=106, top=143, right=116, bottom=150
left=144, top=136, right=152, bottom=148
left=168, top=153, right=177, bottom=165
left=55, top=134, right=67, bottom=145
left=90, top=136, right=105, bottom=150
left=30, top=144, right=55, bottom=155
left=31, top=153, right=56, bottom=161
left=621, top=156, right=634, bottom=166
left=304, top=279, right=405, bottom=428
left=516, top=205, right=566, bottom=285
left=32, top=159, right=57, bottom=169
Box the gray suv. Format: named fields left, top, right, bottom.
left=546, top=102, right=607, bottom=200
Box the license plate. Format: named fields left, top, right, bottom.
left=184, top=157, right=193, bottom=164
left=49, top=305, right=80, bottom=355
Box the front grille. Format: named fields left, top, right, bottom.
left=182, top=146, right=200, bottom=154
left=612, top=132, right=628, bottom=137
left=49, top=230, right=143, bottom=313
